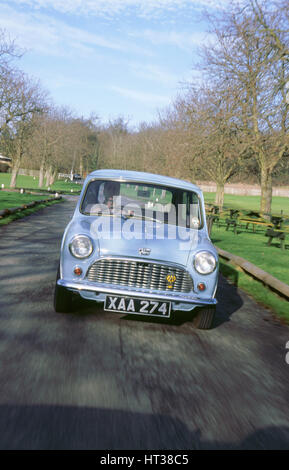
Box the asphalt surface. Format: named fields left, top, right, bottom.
left=0, top=196, right=289, bottom=450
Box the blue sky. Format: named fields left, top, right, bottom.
left=0, top=0, right=228, bottom=128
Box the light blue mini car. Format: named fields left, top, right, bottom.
left=54, top=169, right=218, bottom=329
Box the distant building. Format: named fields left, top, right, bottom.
left=0, top=154, right=12, bottom=173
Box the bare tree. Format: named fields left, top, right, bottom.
left=4, top=74, right=48, bottom=188
left=26, top=109, right=101, bottom=187
left=27, top=109, right=65, bottom=187
left=174, top=85, right=246, bottom=208
left=0, top=31, right=26, bottom=137
left=0, top=29, right=22, bottom=68
left=200, top=1, right=289, bottom=215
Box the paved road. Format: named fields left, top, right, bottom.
left=0, top=197, right=289, bottom=450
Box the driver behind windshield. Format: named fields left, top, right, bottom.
left=103, top=181, right=121, bottom=210
left=83, top=180, right=121, bottom=214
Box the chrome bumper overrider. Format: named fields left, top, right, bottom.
left=57, top=279, right=217, bottom=306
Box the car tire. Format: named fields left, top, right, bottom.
left=54, top=265, right=72, bottom=313
left=192, top=307, right=215, bottom=329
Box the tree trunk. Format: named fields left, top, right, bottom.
left=39, top=162, right=45, bottom=188
left=10, top=162, right=20, bottom=188
left=49, top=170, right=57, bottom=186
left=215, top=182, right=225, bottom=210
left=94, top=142, right=99, bottom=169
left=45, top=168, right=50, bottom=187
left=71, top=149, right=76, bottom=178
left=79, top=155, right=83, bottom=176
left=260, top=167, right=272, bottom=217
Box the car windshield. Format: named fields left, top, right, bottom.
left=80, top=179, right=202, bottom=229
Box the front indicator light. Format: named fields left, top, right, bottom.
left=74, top=267, right=83, bottom=276
left=197, top=282, right=206, bottom=291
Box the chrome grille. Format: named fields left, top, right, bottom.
left=86, top=258, right=193, bottom=293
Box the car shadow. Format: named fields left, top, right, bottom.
left=0, top=403, right=288, bottom=449
left=214, top=271, right=243, bottom=328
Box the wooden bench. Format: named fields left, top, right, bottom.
left=225, top=209, right=239, bottom=234
left=265, top=228, right=286, bottom=249
left=265, top=216, right=287, bottom=250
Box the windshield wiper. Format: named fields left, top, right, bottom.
left=84, top=209, right=163, bottom=224
left=122, top=213, right=163, bottom=224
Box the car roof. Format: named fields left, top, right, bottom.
left=86, top=169, right=201, bottom=193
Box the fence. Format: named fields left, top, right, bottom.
left=197, top=182, right=289, bottom=197
left=18, top=168, right=40, bottom=177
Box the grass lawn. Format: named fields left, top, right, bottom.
left=211, top=224, right=289, bottom=284
left=219, top=259, right=289, bottom=322
left=0, top=173, right=82, bottom=193
left=210, top=223, right=289, bottom=322
left=0, top=191, right=52, bottom=210
left=204, top=192, right=289, bottom=216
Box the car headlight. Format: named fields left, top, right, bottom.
left=194, top=251, right=216, bottom=275
left=69, top=235, right=93, bottom=258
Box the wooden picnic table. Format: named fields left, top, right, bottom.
left=205, top=205, right=289, bottom=248
left=239, top=217, right=273, bottom=232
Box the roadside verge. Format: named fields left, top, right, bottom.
left=0, top=196, right=63, bottom=226
left=216, top=247, right=289, bottom=322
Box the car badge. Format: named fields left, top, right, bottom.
left=139, top=248, right=151, bottom=256
left=166, top=273, right=177, bottom=289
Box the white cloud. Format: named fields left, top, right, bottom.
left=128, top=63, right=179, bottom=86
left=0, top=4, right=152, bottom=58
left=110, top=86, right=170, bottom=105
left=3, top=0, right=235, bottom=19
left=0, top=1, right=218, bottom=60
left=130, top=30, right=214, bottom=50
left=43, top=73, right=88, bottom=90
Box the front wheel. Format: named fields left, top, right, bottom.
left=192, top=307, right=215, bottom=329
left=54, top=266, right=72, bottom=313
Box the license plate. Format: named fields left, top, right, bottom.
left=104, top=295, right=171, bottom=318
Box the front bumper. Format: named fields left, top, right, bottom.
left=57, top=279, right=217, bottom=310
